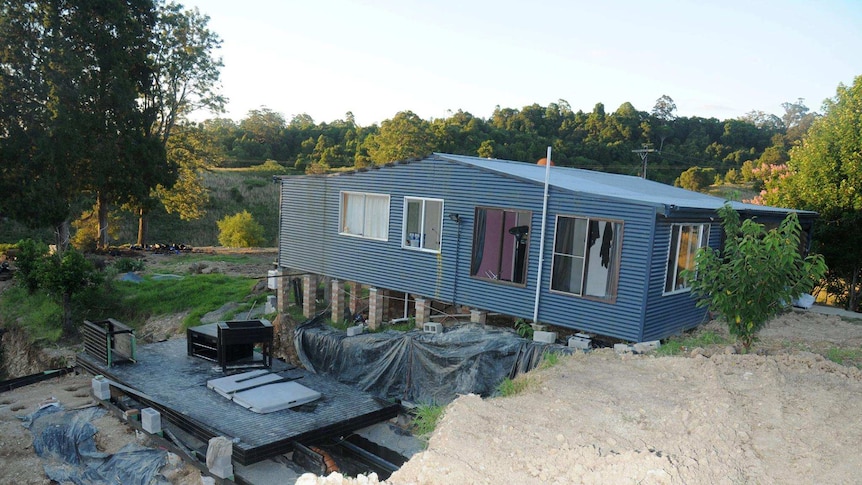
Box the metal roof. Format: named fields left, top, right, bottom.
left=434, top=153, right=815, bottom=218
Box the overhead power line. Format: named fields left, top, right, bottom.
left=631, top=145, right=657, bottom=179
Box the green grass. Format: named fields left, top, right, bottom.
left=539, top=350, right=561, bottom=369
left=149, top=253, right=274, bottom=276
left=412, top=403, right=445, bottom=438
left=705, top=182, right=759, bottom=202
left=655, top=330, right=730, bottom=356
left=495, top=375, right=535, bottom=397
left=222, top=292, right=270, bottom=321
left=0, top=286, right=63, bottom=343
left=103, top=273, right=257, bottom=330
left=825, top=347, right=862, bottom=368
left=386, top=320, right=417, bottom=332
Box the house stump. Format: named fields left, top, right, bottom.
left=415, top=298, right=431, bottom=328
left=348, top=281, right=363, bottom=316
left=331, top=279, right=346, bottom=324
left=276, top=269, right=291, bottom=313
left=470, top=309, right=487, bottom=324
left=302, top=274, right=317, bottom=318
left=368, top=287, right=384, bottom=331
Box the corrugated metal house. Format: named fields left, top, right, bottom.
left=276, top=153, right=813, bottom=342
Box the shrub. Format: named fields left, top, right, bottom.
left=514, top=318, right=533, bottom=339
left=14, top=238, right=49, bottom=293
left=412, top=403, right=444, bottom=438
left=114, top=257, right=145, bottom=272
left=684, top=204, right=827, bottom=351
left=217, top=210, right=266, bottom=247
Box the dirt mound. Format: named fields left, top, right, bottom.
left=296, top=310, right=862, bottom=485
left=391, top=348, right=862, bottom=484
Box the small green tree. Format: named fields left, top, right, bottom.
left=14, top=239, right=50, bottom=293
left=684, top=204, right=827, bottom=350
left=676, top=166, right=716, bottom=192
left=38, top=249, right=102, bottom=335
left=14, top=240, right=101, bottom=335
left=217, top=210, right=266, bottom=247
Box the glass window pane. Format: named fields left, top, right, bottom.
left=423, top=199, right=443, bottom=251
left=554, top=217, right=575, bottom=255
left=584, top=220, right=619, bottom=298
left=665, top=226, right=680, bottom=292
left=364, top=195, right=389, bottom=240
left=343, top=193, right=364, bottom=235
left=405, top=199, right=421, bottom=246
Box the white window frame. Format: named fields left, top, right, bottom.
left=339, top=191, right=390, bottom=241
left=402, top=196, right=444, bottom=253
left=663, top=223, right=711, bottom=295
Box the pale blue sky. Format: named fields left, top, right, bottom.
left=181, top=0, right=862, bottom=126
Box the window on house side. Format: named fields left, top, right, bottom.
left=664, top=223, right=710, bottom=294
left=340, top=191, right=390, bottom=240
left=550, top=216, right=622, bottom=301
left=470, top=207, right=531, bottom=285
left=403, top=197, right=443, bottom=252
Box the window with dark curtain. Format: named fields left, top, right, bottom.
left=470, top=207, right=531, bottom=285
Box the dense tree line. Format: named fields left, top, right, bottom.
left=762, top=76, right=862, bottom=312
left=0, top=0, right=222, bottom=252
left=202, top=97, right=817, bottom=185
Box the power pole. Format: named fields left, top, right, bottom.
left=632, top=145, right=656, bottom=179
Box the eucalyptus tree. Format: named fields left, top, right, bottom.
left=366, top=111, right=435, bottom=164
left=131, top=1, right=225, bottom=246
left=0, top=0, right=164, bottom=251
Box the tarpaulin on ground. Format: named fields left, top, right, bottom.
left=295, top=319, right=570, bottom=404
left=20, top=404, right=168, bottom=485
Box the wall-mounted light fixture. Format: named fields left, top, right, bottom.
left=448, top=213, right=462, bottom=223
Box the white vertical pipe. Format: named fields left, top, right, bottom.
left=533, top=146, right=552, bottom=322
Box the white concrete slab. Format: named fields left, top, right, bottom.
left=207, top=370, right=283, bottom=398
left=232, top=381, right=322, bottom=414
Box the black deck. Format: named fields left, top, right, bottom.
left=78, top=338, right=399, bottom=465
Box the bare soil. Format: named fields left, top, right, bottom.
left=298, top=310, right=862, bottom=485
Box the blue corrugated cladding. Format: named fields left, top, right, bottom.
left=641, top=221, right=721, bottom=341
left=279, top=159, right=663, bottom=341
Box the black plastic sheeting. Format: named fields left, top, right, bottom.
left=295, top=318, right=572, bottom=405
left=20, top=404, right=168, bottom=485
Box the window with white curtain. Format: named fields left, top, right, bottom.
left=340, top=191, right=390, bottom=240
left=403, top=197, right=443, bottom=252
left=550, top=215, right=623, bottom=301
left=664, top=223, right=710, bottom=294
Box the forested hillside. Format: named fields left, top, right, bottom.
left=201, top=96, right=817, bottom=186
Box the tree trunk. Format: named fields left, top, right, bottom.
left=137, top=206, right=148, bottom=247
left=97, top=192, right=109, bottom=250
left=62, top=292, right=74, bottom=336
left=54, top=220, right=71, bottom=255
left=849, top=267, right=860, bottom=312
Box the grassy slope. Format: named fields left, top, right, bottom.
left=0, top=252, right=275, bottom=343
left=0, top=162, right=301, bottom=247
